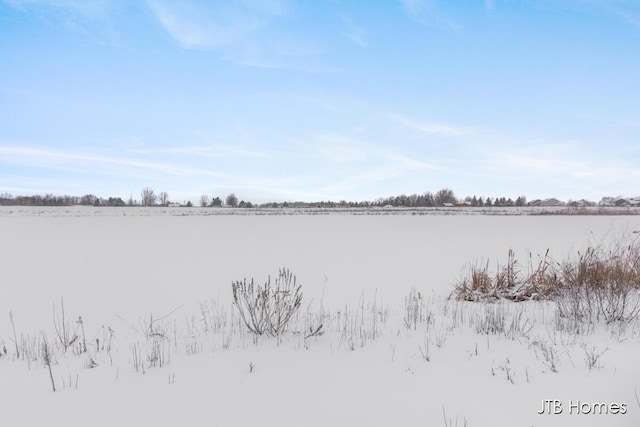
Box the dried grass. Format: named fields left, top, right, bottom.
left=452, top=240, right=640, bottom=322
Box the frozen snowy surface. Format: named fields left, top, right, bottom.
left=1, top=207, right=640, bottom=426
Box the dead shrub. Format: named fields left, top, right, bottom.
left=556, top=244, right=640, bottom=323
left=232, top=268, right=302, bottom=337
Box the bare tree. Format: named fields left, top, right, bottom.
left=158, top=191, right=169, bottom=206
left=225, top=193, right=238, bottom=207
left=434, top=188, right=457, bottom=206
left=141, top=187, right=157, bottom=206
left=199, top=194, right=209, bottom=207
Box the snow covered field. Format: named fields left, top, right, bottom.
left=1, top=207, right=639, bottom=426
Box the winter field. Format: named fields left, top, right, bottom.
left=1, top=206, right=640, bottom=427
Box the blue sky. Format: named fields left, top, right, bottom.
left=1, top=0, right=639, bottom=204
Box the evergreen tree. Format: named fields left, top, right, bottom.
left=424, top=192, right=435, bottom=207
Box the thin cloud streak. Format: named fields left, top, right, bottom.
left=397, top=0, right=461, bottom=31
left=389, top=114, right=466, bottom=137
left=338, top=13, right=367, bottom=47
left=4, top=0, right=113, bottom=19
left=124, top=145, right=271, bottom=159
left=386, top=154, right=448, bottom=172
left=318, top=166, right=403, bottom=196
left=145, top=0, right=340, bottom=71
left=309, top=132, right=443, bottom=169
left=145, top=0, right=261, bottom=50
left=0, top=173, right=88, bottom=193
left=535, top=0, right=640, bottom=30
left=399, top=0, right=430, bottom=17
left=0, top=145, right=230, bottom=179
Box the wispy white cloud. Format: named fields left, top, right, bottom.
left=309, top=132, right=443, bottom=170
left=469, top=137, right=640, bottom=199
left=298, top=130, right=450, bottom=199
left=145, top=0, right=336, bottom=70
left=236, top=0, right=292, bottom=17
left=385, top=153, right=447, bottom=172
left=398, top=0, right=460, bottom=31
left=500, top=152, right=592, bottom=177
left=0, top=145, right=231, bottom=178
left=3, top=0, right=112, bottom=19
left=399, top=0, right=432, bottom=17
left=338, top=13, right=367, bottom=47
left=312, top=133, right=372, bottom=163
left=272, top=40, right=327, bottom=57
left=144, top=120, right=640, bottom=202
left=389, top=114, right=466, bottom=137
left=613, top=9, right=640, bottom=28
left=318, top=166, right=403, bottom=196
left=145, top=0, right=261, bottom=49
left=2, top=0, right=131, bottom=46
left=571, top=1, right=640, bottom=34
left=0, top=173, right=89, bottom=194
left=310, top=127, right=446, bottom=167
left=125, top=144, right=271, bottom=159
left=535, top=0, right=640, bottom=30
left=617, top=119, right=640, bottom=128
left=219, top=46, right=341, bottom=72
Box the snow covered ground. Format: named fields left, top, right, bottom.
left=1, top=206, right=639, bottom=426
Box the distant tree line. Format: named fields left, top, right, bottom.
left=0, top=188, right=256, bottom=208
left=0, top=188, right=168, bottom=207
left=0, top=193, right=127, bottom=207
left=198, top=192, right=255, bottom=208
left=0, top=187, right=546, bottom=209
left=253, top=189, right=527, bottom=209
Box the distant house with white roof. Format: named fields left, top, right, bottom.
left=567, top=199, right=596, bottom=207
left=528, top=198, right=566, bottom=207
left=599, top=196, right=640, bottom=207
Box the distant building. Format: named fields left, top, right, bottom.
left=598, top=197, right=616, bottom=207
left=567, top=199, right=596, bottom=207
left=599, top=196, right=640, bottom=207
left=528, top=198, right=565, bottom=207
left=540, top=198, right=566, bottom=207
left=623, top=197, right=640, bottom=207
